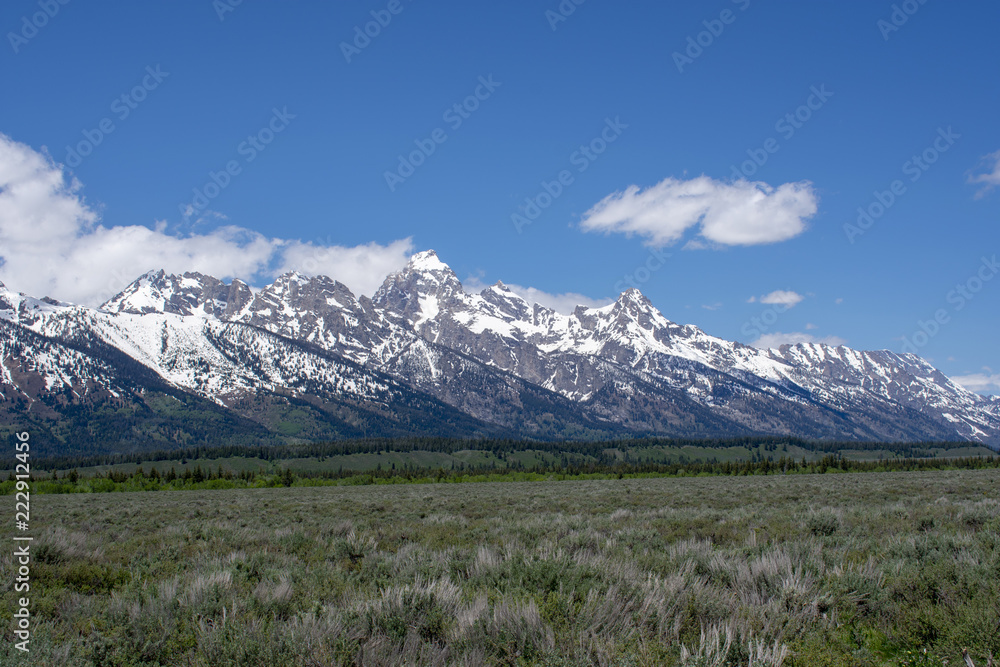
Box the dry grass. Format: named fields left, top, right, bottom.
left=0, top=470, right=998, bottom=665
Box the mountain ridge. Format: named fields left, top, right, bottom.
left=2, top=250, right=997, bottom=455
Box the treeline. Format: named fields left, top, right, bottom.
left=20, top=435, right=992, bottom=472
left=4, top=453, right=998, bottom=496
left=294, top=453, right=1000, bottom=482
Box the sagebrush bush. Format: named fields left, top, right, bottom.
left=0, top=469, right=997, bottom=665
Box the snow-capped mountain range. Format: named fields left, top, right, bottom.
left=2, top=250, right=998, bottom=456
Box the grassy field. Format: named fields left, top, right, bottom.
left=2, top=470, right=998, bottom=665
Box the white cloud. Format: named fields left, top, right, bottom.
left=805, top=322, right=818, bottom=330
left=0, top=133, right=413, bottom=305
left=750, top=331, right=847, bottom=349
left=580, top=175, right=817, bottom=247
left=968, top=150, right=1000, bottom=199
left=951, top=372, right=1000, bottom=394
left=758, top=290, right=804, bottom=307
left=701, top=302, right=722, bottom=311
left=276, top=238, right=414, bottom=298
left=464, top=276, right=611, bottom=314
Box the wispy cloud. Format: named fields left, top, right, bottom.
left=464, top=276, right=611, bottom=314
left=951, top=371, right=1000, bottom=394
left=0, top=133, right=413, bottom=305
left=758, top=290, right=804, bottom=307
left=751, top=331, right=846, bottom=349
left=580, top=175, right=817, bottom=247
left=968, top=150, right=1000, bottom=199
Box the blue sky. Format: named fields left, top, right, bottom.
left=1, top=0, right=998, bottom=393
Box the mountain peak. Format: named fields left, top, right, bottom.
left=372, top=250, right=466, bottom=326
left=137, top=269, right=166, bottom=284
left=101, top=270, right=240, bottom=318
left=407, top=250, right=450, bottom=273
left=487, top=280, right=521, bottom=296
left=614, top=287, right=655, bottom=311
left=478, top=280, right=532, bottom=321
left=272, top=270, right=310, bottom=287
left=391, top=250, right=461, bottom=287
left=258, top=271, right=357, bottom=308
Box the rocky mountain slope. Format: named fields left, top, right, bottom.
left=2, top=251, right=997, bottom=456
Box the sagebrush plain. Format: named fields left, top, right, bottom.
left=2, top=469, right=999, bottom=666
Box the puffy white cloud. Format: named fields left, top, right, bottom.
left=580, top=175, right=817, bottom=247
left=758, top=290, right=804, bottom=307
left=951, top=372, right=1000, bottom=394
left=276, top=238, right=414, bottom=298
left=750, top=331, right=846, bottom=349
left=968, top=150, right=1000, bottom=199
left=0, top=133, right=413, bottom=305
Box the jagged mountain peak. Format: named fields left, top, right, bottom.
left=255, top=271, right=358, bottom=309
left=611, top=287, right=656, bottom=312
left=378, top=249, right=461, bottom=286
left=266, top=271, right=319, bottom=295
left=407, top=249, right=450, bottom=272
left=480, top=280, right=525, bottom=302
left=478, top=281, right=533, bottom=321
left=403, top=250, right=462, bottom=288
left=618, top=286, right=646, bottom=301
left=372, top=250, right=467, bottom=326
left=139, top=268, right=166, bottom=282
left=102, top=270, right=245, bottom=318
left=272, top=270, right=309, bottom=284
left=596, top=287, right=679, bottom=332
